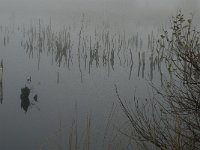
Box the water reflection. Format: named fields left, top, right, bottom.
left=20, top=86, right=31, bottom=112
left=0, top=19, right=164, bottom=83
left=3, top=27, right=10, bottom=47
left=0, top=15, right=176, bottom=150
left=0, top=83, right=2, bottom=104
left=57, top=72, right=60, bottom=84
left=20, top=77, right=39, bottom=112
left=0, top=60, right=3, bottom=104
left=19, top=21, right=162, bottom=81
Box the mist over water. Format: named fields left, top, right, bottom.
left=0, top=0, right=199, bottom=150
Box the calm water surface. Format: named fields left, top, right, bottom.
left=0, top=0, right=199, bottom=149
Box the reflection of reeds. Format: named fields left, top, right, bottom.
left=21, top=21, right=140, bottom=68
left=39, top=102, right=129, bottom=150
left=0, top=60, right=3, bottom=104
left=39, top=106, right=91, bottom=150
left=142, top=52, right=145, bottom=78
left=16, top=17, right=164, bottom=80
left=137, top=52, right=141, bottom=77
left=68, top=112, right=92, bottom=150
left=0, top=17, right=164, bottom=81
left=129, top=48, right=134, bottom=80
left=1, top=26, right=10, bottom=47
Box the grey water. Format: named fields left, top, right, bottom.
left=0, top=0, right=199, bottom=150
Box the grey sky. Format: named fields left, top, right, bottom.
left=0, top=0, right=199, bottom=24
left=0, top=0, right=195, bottom=11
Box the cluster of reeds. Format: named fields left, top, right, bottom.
left=0, top=16, right=165, bottom=81
left=0, top=25, right=11, bottom=47
left=16, top=18, right=164, bottom=81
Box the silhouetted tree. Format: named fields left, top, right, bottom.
left=117, top=11, right=200, bottom=150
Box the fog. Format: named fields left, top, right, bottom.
left=0, top=0, right=198, bottom=15
left=0, top=0, right=199, bottom=150
left=0, top=0, right=198, bottom=27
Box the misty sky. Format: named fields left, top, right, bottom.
left=0, top=0, right=199, bottom=25
left=0, top=0, right=197, bottom=12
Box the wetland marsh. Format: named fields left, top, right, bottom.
left=0, top=0, right=199, bottom=149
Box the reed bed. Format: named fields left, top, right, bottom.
left=0, top=16, right=166, bottom=82
left=3, top=18, right=165, bottom=82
